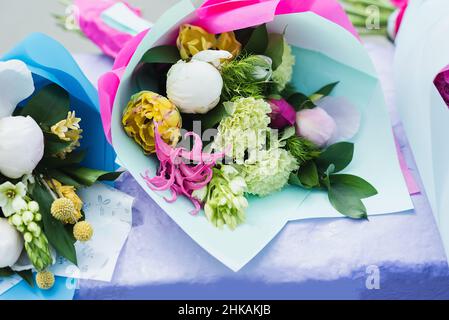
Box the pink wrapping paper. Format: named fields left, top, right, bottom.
left=75, top=0, right=143, bottom=58
left=391, top=0, right=408, bottom=35
left=99, top=0, right=359, bottom=143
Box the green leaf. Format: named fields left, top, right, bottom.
left=289, top=172, right=303, bottom=187
left=43, top=133, right=72, bottom=156
left=139, top=45, right=181, bottom=64
left=17, top=270, right=34, bottom=287
left=243, top=24, right=268, bottom=55
left=46, top=169, right=83, bottom=189
left=30, top=181, right=77, bottom=265
left=39, top=150, right=87, bottom=170
left=264, top=33, right=285, bottom=70
left=287, top=92, right=315, bottom=111
left=316, top=142, right=354, bottom=173
left=327, top=174, right=378, bottom=220
left=309, top=82, right=340, bottom=102
left=62, top=167, right=122, bottom=187
left=182, top=104, right=228, bottom=131
left=0, top=267, right=15, bottom=277
left=20, top=84, right=69, bottom=128
left=330, top=174, right=378, bottom=199
left=298, top=161, right=320, bottom=188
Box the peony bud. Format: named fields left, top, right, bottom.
left=0, top=116, right=44, bottom=179
left=269, top=98, right=296, bottom=129
left=166, top=60, right=223, bottom=114
left=296, top=107, right=336, bottom=147
left=0, top=218, right=24, bottom=268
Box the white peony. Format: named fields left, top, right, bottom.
left=166, top=59, right=223, bottom=114
left=0, top=218, right=24, bottom=268
left=0, top=116, right=44, bottom=179
left=296, top=107, right=337, bottom=147
left=0, top=60, right=35, bottom=118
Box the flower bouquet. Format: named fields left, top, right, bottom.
left=394, top=0, right=449, bottom=267
left=102, top=0, right=412, bottom=270
left=0, top=33, right=121, bottom=292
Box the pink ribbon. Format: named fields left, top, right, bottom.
left=99, top=0, right=358, bottom=143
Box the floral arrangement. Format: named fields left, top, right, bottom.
left=120, top=22, right=378, bottom=231
left=0, top=60, right=120, bottom=290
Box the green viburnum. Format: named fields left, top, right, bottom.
left=272, top=39, right=295, bottom=91
left=237, top=147, right=299, bottom=197
left=193, top=165, right=248, bottom=230
left=214, top=97, right=272, bottom=163
left=0, top=182, right=27, bottom=217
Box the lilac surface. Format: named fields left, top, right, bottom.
left=74, top=37, right=449, bottom=300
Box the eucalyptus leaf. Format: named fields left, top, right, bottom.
left=328, top=184, right=368, bottom=220
left=244, top=24, right=268, bottom=55
left=316, top=142, right=354, bottom=173
left=330, top=174, right=378, bottom=199
left=20, top=84, right=69, bottom=128
left=287, top=92, right=315, bottom=111
left=309, top=81, right=340, bottom=102
left=30, top=181, right=77, bottom=265
left=264, top=33, right=285, bottom=70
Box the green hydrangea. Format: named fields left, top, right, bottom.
left=272, top=39, right=295, bottom=91
left=214, top=97, right=272, bottom=163
left=193, top=165, right=248, bottom=230
left=237, top=147, right=299, bottom=197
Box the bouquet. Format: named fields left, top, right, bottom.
left=0, top=34, right=120, bottom=291
left=101, top=0, right=412, bottom=271
left=394, top=0, right=449, bottom=267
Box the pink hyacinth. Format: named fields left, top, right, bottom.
left=142, top=125, right=224, bottom=215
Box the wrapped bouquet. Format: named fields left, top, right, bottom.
left=101, top=0, right=412, bottom=270
left=0, top=34, right=121, bottom=292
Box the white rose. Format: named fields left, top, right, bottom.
left=166, top=60, right=223, bottom=114
left=0, top=218, right=24, bottom=268
left=0, top=116, right=44, bottom=179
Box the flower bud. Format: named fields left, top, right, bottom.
left=22, top=211, right=34, bottom=224
left=0, top=116, right=44, bottom=179
left=167, top=60, right=223, bottom=114
left=269, top=98, right=296, bottom=129
left=23, top=232, right=33, bottom=243
left=296, top=107, right=337, bottom=147
left=11, top=214, right=23, bottom=227
left=28, top=201, right=39, bottom=213
left=0, top=218, right=24, bottom=268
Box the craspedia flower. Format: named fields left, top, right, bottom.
left=237, top=147, right=299, bottom=197
left=48, top=179, right=82, bottom=223
left=50, top=198, right=76, bottom=224
left=73, top=221, right=93, bottom=242
left=122, top=91, right=181, bottom=154
left=214, top=97, right=272, bottom=163
left=36, top=271, right=55, bottom=290
left=177, top=24, right=216, bottom=60
left=272, top=39, right=295, bottom=91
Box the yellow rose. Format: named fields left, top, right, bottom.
left=177, top=24, right=216, bottom=60
left=216, top=32, right=241, bottom=59
left=122, top=91, right=182, bottom=154
left=177, top=24, right=242, bottom=60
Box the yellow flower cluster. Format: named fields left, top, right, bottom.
left=122, top=91, right=182, bottom=154
left=51, top=111, right=83, bottom=158
left=177, top=24, right=242, bottom=60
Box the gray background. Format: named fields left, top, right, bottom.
left=0, top=0, right=179, bottom=55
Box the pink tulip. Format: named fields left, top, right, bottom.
left=296, top=107, right=337, bottom=147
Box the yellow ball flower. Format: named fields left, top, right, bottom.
left=48, top=179, right=83, bottom=224
left=177, top=24, right=242, bottom=61
left=122, top=91, right=181, bottom=154
left=36, top=271, right=55, bottom=290
left=216, top=32, right=241, bottom=59
left=177, top=24, right=216, bottom=60
left=51, top=198, right=77, bottom=224
left=73, top=221, right=93, bottom=242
